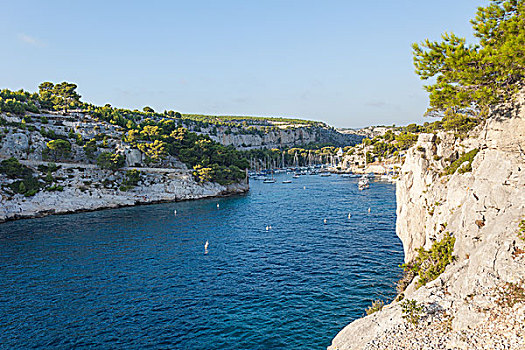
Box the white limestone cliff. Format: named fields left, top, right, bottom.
left=328, top=95, right=525, bottom=349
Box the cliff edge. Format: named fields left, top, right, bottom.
left=328, top=94, right=525, bottom=349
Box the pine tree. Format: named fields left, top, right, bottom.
left=413, top=0, right=525, bottom=118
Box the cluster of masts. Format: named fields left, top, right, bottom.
left=248, top=151, right=341, bottom=171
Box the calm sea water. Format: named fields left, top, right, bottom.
left=0, top=174, right=403, bottom=350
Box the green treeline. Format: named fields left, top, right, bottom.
left=0, top=82, right=250, bottom=185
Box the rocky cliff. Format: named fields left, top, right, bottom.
left=328, top=95, right=525, bottom=349
left=203, top=125, right=362, bottom=150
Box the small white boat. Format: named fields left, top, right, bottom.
left=282, top=180, right=292, bottom=184
left=263, top=178, right=276, bottom=183
left=358, top=175, right=370, bottom=190
left=320, top=172, right=331, bottom=177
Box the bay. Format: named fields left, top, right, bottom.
left=0, top=173, right=403, bottom=349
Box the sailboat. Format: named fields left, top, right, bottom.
left=263, top=166, right=276, bottom=183
left=358, top=151, right=370, bottom=190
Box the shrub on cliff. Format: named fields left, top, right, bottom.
left=119, top=170, right=141, bottom=191
left=403, top=232, right=456, bottom=288
left=0, top=157, right=33, bottom=179
left=401, top=299, right=424, bottom=325
left=8, top=176, right=42, bottom=197
left=96, top=152, right=125, bottom=171
left=193, top=164, right=245, bottom=185
left=519, top=219, right=525, bottom=241
left=442, top=149, right=479, bottom=176
left=365, top=300, right=384, bottom=315
left=46, top=139, right=71, bottom=161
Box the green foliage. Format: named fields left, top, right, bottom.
left=401, top=299, right=424, bottom=325
left=441, top=112, right=479, bottom=137
left=0, top=157, right=33, bottom=179
left=403, top=233, right=456, bottom=288
left=137, top=140, right=167, bottom=163
left=45, top=184, right=64, bottom=192
left=83, top=139, right=98, bottom=160
left=519, top=219, right=525, bottom=241
left=96, top=152, right=125, bottom=171
left=46, top=139, right=71, bottom=161
left=395, top=132, right=418, bottom=150
left=0, top=89, right=39, bottom=114
left=39, top=81, right=82, bottom=111
left=193, top=164, right=245, bottom=185
left=8, top=175, right=42, bottom=197
left=442, top=149, right=479, bottom=176
left=365, top=300, right=384, bottom=315
left=120, top=169, right=141, bottom=191
left=413, top=0, right=525, bottom=118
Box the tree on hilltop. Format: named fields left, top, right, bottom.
left=413, top=0, right=524, bottom=118
left=38, top=81, right=82, bottom=111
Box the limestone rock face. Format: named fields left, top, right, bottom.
left=206, top=126, right=362, bottom=149
left=328, top=93, right=525, bottom=350
left=0, top=133, right=29, bottom=159
left=124, top=148, right=143, bottom=167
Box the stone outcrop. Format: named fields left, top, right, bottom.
left=328, top=94, right=525, bottom=349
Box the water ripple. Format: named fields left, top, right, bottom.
left=0, top=174, right=403, bottom=349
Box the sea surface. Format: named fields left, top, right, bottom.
left=0, top=173, right=403, bottom=350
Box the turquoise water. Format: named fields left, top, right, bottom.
left=0, top=174, right=403, bottom=349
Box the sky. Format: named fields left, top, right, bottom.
left=0, top=0, right=483, bottom=128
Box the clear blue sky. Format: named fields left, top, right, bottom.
left=0, top=0, right=483, bottom=128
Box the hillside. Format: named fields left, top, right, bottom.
left=0, top=82, right=363, bottom=221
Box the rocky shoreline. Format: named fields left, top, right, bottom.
left=0, top=172, right=249, bottom=223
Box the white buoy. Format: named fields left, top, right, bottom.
left=368, top=207, right=371, bottom=213
left=266, top=225, right=269, bottom=231
left=217, top=203, right=220, bottom=209
left=348, top=213, right=351, bottom=219
left=323, top=219, right=327, bottom=224
left=174, top=210, right=177, bottom=215
left=204, top=240, right=209, bottom=254
left=269, top=225, right=272, bottom=230
left=303, top=186, right=306, bottom=190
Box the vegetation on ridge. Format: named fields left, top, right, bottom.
left=0, top=82, right=250, bottom=185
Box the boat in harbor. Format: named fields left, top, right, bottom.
left=358, top=175, right=370, bottom=190
left=282, top=180, right=292, bottom=184
left=320, top=172, right=331, bottom=177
